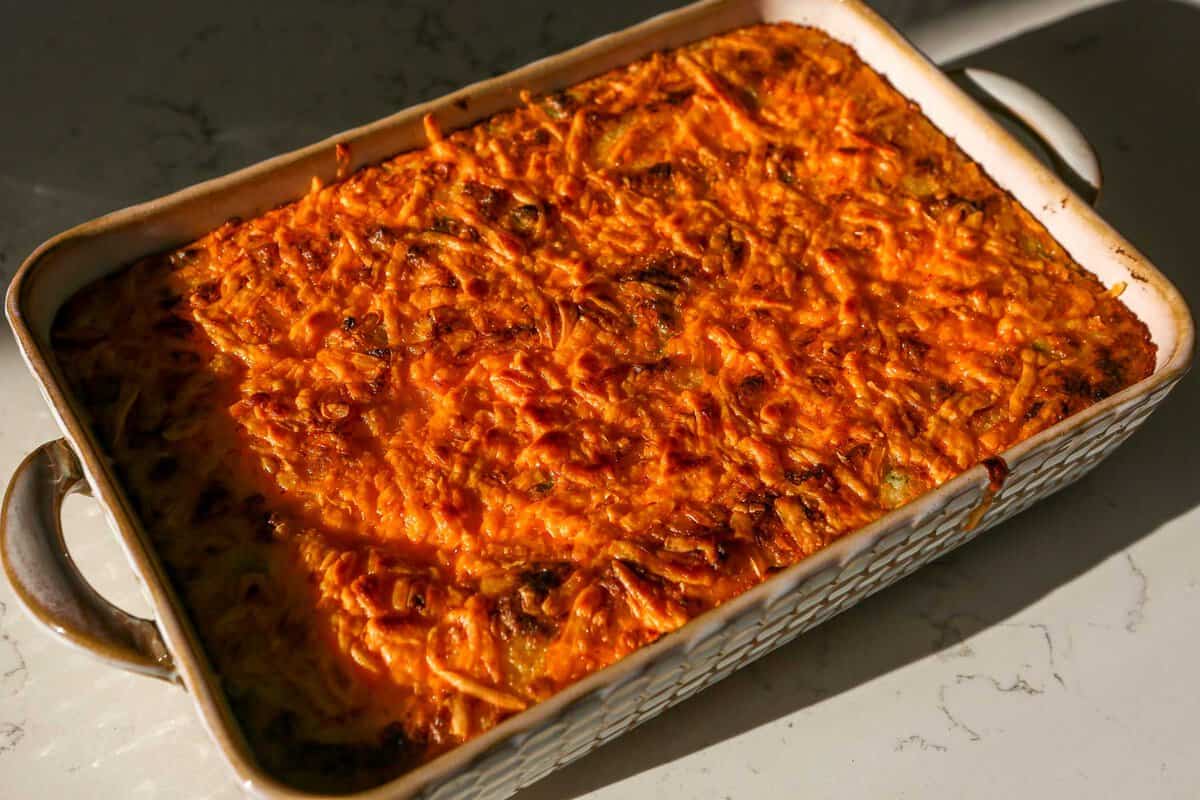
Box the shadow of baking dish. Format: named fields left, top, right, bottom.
left=517, top=1, right=1200, bottom=797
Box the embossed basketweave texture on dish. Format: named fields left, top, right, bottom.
left=415, top=380, right=1177, bottom=800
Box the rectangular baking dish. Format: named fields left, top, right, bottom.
left=2, top=1, right=1193, bottom=798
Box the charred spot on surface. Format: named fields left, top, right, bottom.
left=427, top=306, right=467, bottom=340
left=663, top=449, right=711, bottom=474
left=462, top=181, right=510, bottom=221
left=430, top=216, right=479, bottom=242
left=193, top=482, right=232, bottom=523
left=495, top=594, right=553, bottom=638
left=1096, top=353, right=1129, bottom=395
left=193, top=281, right=221, bottom=304
left=736, top=373, right=767, bottom=404
left=621, top=263, right=685, bottom=295
left=765, top=143, right=805, bottom=185
left=492, top=322, right=536, bottom=342
left=613, top=557, right=660, bottom=588
left=899, top=335, right=930, bottom=362
left=896, top=407, right=926, bottom=438
left=928, top=193, right=986, bottom=221
left=1059, top=369, right=1111, bottom=402
left=836, top=442, right=871, bottom=472
left=796, top=496, right=825, bottom=523
left=784, top=463, right=838, bottom=492
left=739, top=491, right=778, bottom=523
left=772, top=45, right=798, bottom=67
left=152, top=314, right=195, bottom=338
left=624, top=161, right=675, bottom=197
left=664, top=86, right=695, bottom=105
left=508, top=203, right=542, bottom=237
left=405, top=243, right=437, bottom=268
left=531, top=429, right=570, bottom=455
left=738, top=493, right=800, bottom=569
left=520, top=563, right=571, bottom=595
left=463, top=276, right=489, bottom=300
left=573, top=299, right=628, bottom=334
left=295, top=233, right=339, bottom=271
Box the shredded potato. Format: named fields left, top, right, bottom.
left=52, top=24, right=1154, bottom=790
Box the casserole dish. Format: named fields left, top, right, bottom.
left=3, top=1, right=1193, bottom=798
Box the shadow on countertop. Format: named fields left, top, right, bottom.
left=518, top=2, right=1200, bottom=797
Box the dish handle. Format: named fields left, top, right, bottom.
left=948, top=67, right=1102, bottom=206
left=1, top=439, right=176, bottom=682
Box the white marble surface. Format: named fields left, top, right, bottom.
left=2, top=1, right=1200, bottom=797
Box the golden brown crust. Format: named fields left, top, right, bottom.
left=52, top=23, right=1154, bottom=788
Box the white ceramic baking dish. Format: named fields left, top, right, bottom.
left=3, top=1, right=1193, bottom=798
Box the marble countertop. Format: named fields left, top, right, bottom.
left=2, top=1, right=1199, bottom=797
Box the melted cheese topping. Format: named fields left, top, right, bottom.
left=52, top=24, right=1154, bottom=789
